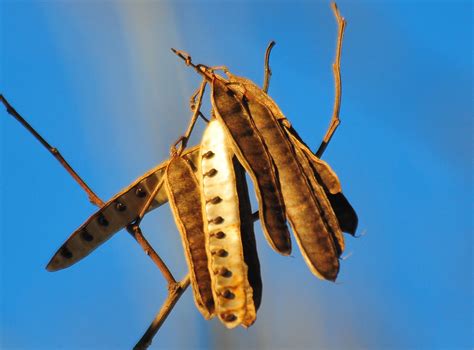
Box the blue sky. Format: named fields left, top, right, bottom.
left=1, top=1, right=472, bottom=349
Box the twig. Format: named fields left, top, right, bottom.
left=3, top=4, right=347, bottom=348
left=137, top=177, right=166, bottom=225
left=127, top=224, right=176, bottom=286
left=263, top=41, right=276, bottom=93
left=315, top=2, right=346, bottom=158
left=198, top=111, right=210, bottom=123
left=170, top=49, right=214, bottom=82
left=131, top=80, right=210, bottom=348
left=0, top=94, right=184, bottom=347
left=172, top=79, right=207, bottom=154
left=134, top=275, right=191, bottom=350
left=126, top=175, right=176, bottom=285
left=0, top=94, right=104, bottom=207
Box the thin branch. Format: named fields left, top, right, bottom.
left=263, top=41, right=276, bottom=93
left=127, top=224, right=176, bottom=286
left=137, top=177, right=166, bottom=225
left=0, top=94, right=104, bottom=207
left=134, top=275, right=191, bottom=350
left=198, top=111, right=210, bottom=123
left=170, top=49, right=214, bottom=82
left=1, top=94, right=184, bottom=347
left=315, top=2, right=346, bottom=158
left=126, top=174, right=176, bottom=285
left=173, top=79, right=207, bottom=154
left=4, top=4, right=347, bottom=348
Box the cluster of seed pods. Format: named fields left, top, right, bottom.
left=46, top=64, right=357, bottom=329
left=0, top=5, right=361, bottom=345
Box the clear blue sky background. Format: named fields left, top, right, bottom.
left=1, top=1, right=472, bottom=349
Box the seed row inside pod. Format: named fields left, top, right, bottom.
left=200, top=119, right=258, bottom=328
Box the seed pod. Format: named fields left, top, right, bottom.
left=211, top=78, right=291, bottom=256
left=47, top=146, right=200, bottom=272
left=166, top=155, right=215, bottom=318
left=223, top=77, right=341, bottom=281
left=285, top=132, right=345, bottom=255
left=287, top=131, right=358, bottom=235
left=166, top=155, right=215, bottom=319
left=284, top=127, right=341, bottom=194
left=200, top=119, right=261, bottom=328
left=225, top=73, right=357, bottom=235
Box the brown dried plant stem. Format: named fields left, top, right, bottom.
left=263, top=41, right=276, bottom=93
left=0, top=94, right=104, bottom=207
left=178, top=79, right=207, bottom=152
left=316, top=2, right=346, bottom=158
left=134, top=275, right=191, bottom=350
left=133, top=80, right=208, bottom=349
left=0, top=94, right=187, bottom=348
left=2, top=2, right=347, bottom=347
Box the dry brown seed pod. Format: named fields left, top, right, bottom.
left=284, top=128, right=342, bottom=194
left=286, top=133, right=345, bottom=255
left=211, top=78, right=291, bottom=256
left=225, top=57, right=357, bottom=236
left=285, top=128, right=358, bottom=235
left=166, top=154, right=215, bottom=319
left=224, top=78, right=341, bottom=281
left=200, top=119, right=261, bottom=328
left=47, top=146, right=200, bottom=272
left=295, top=138, right=358, bottom=235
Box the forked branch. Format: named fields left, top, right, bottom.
left=0, top=94, right=189, bottom=349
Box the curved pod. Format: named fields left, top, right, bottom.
left=287, top=134, right=345, bottom=255
left=211, top=79, right=291, bottom=256
left=225, top=73, right=357, bottom=235
left=226, top=79, right=342, bottom=281
left=290, top=133, right=358, bottom=235
left=47, top=147, right=200, bottom=272
left=166, top=155, right=215, bottom=319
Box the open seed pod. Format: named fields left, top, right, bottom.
left=200, top=119, right=262, bottom=328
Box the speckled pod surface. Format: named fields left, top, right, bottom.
left=166, top=155, right=215, bottom=319
left=47, top=147, right=200, bottom=272
left=211, top=78, right=291, bottom=256
left=286, top=130, right=358, bottom=236
left=224, top=76, right=341, bottom=281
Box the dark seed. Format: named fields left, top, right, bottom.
left=210, top=216, right=224, bottom=225
left=222, top=290, right=235, bottom=299
left=208, top=196, right=222, bottom=204
left=214, top=231, right=226, bottom=239
left=135, top=187, right=147, bottom=198
left=214, top=249, right=228, bottom=257
left=60, top=246, right=73, bottom=259
left=115, top=201, right=127, bottom=212
left=222, top=314, right=237, bottom=322
left=81, top=230, right=94, bottom=242
left=98, top=215, right=109, bottom=226
left=202, top=150, right=215, bottom=159
left=204, top=169, right=218, bottom=177
left=218, top=267, right=232, bottom=277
